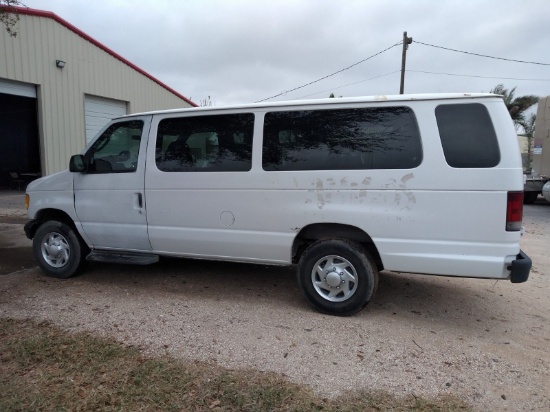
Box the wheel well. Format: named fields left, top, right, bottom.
left=292, top=223, right=383, bottom=269
left=31, top=209, right=78, bottom=237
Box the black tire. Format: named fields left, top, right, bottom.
left=523, top=191, right=539, bottom=204
left=33, top=220, right=87, bottom=279
left=297, top=239, right=378, bottom=316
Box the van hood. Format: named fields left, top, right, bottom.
left=26, top=170, right=73, bottom=192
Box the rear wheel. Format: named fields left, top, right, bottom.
left=297, top=239, right=378, bottom=316
left=33, top=220, right=87, bottom=279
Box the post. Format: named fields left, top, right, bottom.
left=400, top=31, right=413, bottom=94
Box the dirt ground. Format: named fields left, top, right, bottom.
left=0, top=190, right=548, bottom=411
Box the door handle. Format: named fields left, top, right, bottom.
left=136, top=193, right=143, bottom=208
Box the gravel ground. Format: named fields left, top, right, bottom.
left=0, top=191, right=549, bottom=411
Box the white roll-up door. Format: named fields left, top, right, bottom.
left=84, top=95, right=127, bottom=143
left=0, top=78, right=37, bottom=98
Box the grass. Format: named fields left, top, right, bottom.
left=0, top=318, right=471, bottom=411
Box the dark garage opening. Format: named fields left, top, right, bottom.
left=0, top=92, right=41, bottom=189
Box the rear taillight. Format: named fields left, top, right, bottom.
left=506, top=191, right=523, bottom=231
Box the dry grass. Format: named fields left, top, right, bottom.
left=0, top=318, right=471, bottom=411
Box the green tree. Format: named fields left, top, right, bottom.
left=490, top=84, right=539, bottom=131
left=0, top=0, right=24, bottom=37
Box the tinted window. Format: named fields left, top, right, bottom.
left=262, top=107, right=422, bottom=171
left=85, top=120, right=143, bottom=173
left=156, top=113, right=254, bottom=172
left=435, top=103, right=500, bottom=168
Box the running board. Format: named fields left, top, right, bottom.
left=86, top=251, right=159, bottom=265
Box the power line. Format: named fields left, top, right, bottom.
left=294, top=69, right=550, bottom=101
left=407, top=69, right=550, bottom=82
left=255, top=41, right=402, bottom=103
left=255, top=36, right=548, bottom=104
left=291, top=70, right=401, bottom=100
left=415, top=40, right=550, bottom=66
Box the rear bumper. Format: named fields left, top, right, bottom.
left=510, top=250, right=531, bottom=283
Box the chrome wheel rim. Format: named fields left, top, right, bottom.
left=311, top=255, right=358, bottom=302
left=40, top=231, right=70, bottom=268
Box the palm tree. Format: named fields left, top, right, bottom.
left=490, top=84, right=538, bottom=131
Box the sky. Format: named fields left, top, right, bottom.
left=20, top=0, right=550, bottom=107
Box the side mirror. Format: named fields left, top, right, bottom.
left=69, top=154, right=86, bottom=173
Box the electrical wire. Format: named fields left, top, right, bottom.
left=291, top=70, right=401, bottom=100
left=414, top=40, right=550, bottom=66
left=255, top=38, right=547, bottom=104
left=407, top=69, right=550, bottom=82
left=254, top=41, right=402, bottom=103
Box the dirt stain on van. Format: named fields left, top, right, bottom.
left=404, top=191, right=416, bottom=205
left=399, top=173, right=416, bottom=207
left=401, top=173, right=414, bottom=184
left=315, top=179, right=325, bottom=209
left=393, top=192, right=402, bottom=205
left=362, top=177, right=372, bottom=185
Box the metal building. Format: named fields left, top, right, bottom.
left=0, top=7, right=196, bottom=188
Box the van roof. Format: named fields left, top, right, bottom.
left=124, top=93, right=501, bottom=118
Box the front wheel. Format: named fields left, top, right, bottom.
left=297, top=239, right=378, bottom=316
left=33, top=220, right=86, bottom=279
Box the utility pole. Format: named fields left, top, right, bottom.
left=400, top=31, right=413, bottom=94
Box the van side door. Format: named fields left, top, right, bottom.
left=144, top=112, right=257, bottom=260
left=73, top=116, right=152, bottom=251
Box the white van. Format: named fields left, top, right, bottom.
left=24, top=93, right=531, bottom=315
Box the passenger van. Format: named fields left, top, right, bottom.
left=24, top=93, right=531, bottom=316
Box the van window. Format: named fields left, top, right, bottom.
left=86, top=120, right=143, bottom=173
left=435, top=103, right=500, bottom=168
left=156, top=113, right=254, bottom=172
left=262, top=107, right=422, bottom=171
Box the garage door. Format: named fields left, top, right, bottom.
left=0, top=78, right=37, bottom=98
left=84, top=95, right=127, bottom=144
left=0, top=79, right=40, bottom=188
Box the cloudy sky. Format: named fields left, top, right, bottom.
left=21, top=0, right=550, bottom=106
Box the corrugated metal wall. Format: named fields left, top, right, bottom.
left=533, top=96, right=550, bottom=176
left=0, top=13, right=193, bottom=174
